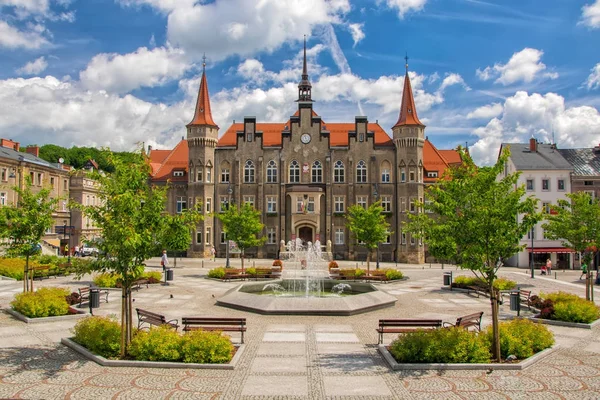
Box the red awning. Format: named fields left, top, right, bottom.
left=527, top=247, right=574, bottom=253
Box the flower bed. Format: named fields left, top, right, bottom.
left=92, top=269, right=162, bottom=288
left=451, top=275, right=517, bottom=291
left=529, top=291, right=600, bottom=327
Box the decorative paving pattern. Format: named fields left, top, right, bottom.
left=0, top=262, right=599, bottom=399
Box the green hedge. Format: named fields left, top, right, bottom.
left=11, top=287, right=71, bottom=318
left=72, top=316, right=121, bottom=358
left=453, top=275, right=517, bottom=290
left=484, top=319, right=554, bottom=359
left=534, top=291, right=600, bottom=324
left=384, top=269, right=404, bottom=280
left=208, top=267, right=226, bottom=279
left=92, top=268, right=163, bottom=288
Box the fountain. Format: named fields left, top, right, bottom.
left=216, top=239, right=397, bottom=315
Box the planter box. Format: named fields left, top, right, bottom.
left=7, top=307, right=90, bottom=324
left=378, top=344, right=558, bottom=371
left=0, top=275, right=18, bottom=281
left=61, top=337, right=244, bottom=370
left=528, top=317, right=600, bottom=330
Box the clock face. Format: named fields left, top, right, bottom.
left=301, top=133, right=311, bottom=144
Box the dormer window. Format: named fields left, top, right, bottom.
left=247, top=132, right=253, bottom=142
left=173, top=170, right=185, bottom=177
left=359, top=133, right=364, bottom=142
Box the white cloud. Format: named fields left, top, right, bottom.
left=466, top=103, right=503, bottom=120
left=0, top=20, right=49, bottom=49
left=438, top=73, right=470, bottom=92
left=79, top=46, right=190, bottom=94
left=347, top=23, right=365, bottom=47
left=0, top=0, right=50, bottom=16
left=470, top=91, right=600, bottom=166
left=16, top=56, right=47, bottom=75
left=116, top=0, right=195, bottom=13
left=585, top=63, right=600, bottom=90
left=378, top=0, right=427, bottom=18
left=476, top=48, right=558, bottom=86
left=580, top=0, right=600, bottom=29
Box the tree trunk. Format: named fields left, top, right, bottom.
left=241, top=251, right=245, bottom=274
left=127, top=285, right=133, bottom=344
left=28, top=254, right=34, bottom=293
left=490, top=286, right=501, bottom=363
left=24, top=254, right=29, bottom=292
left=120, top=286, right=127, bottom=359
left=366, top=251, right=371, bottom=276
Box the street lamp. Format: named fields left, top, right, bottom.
left=225, top=184, right=233, bottom=268
left=373, top=184, right=380, bottom=270
left=63, top=220, right=68, bottom=259
left=530, top=226, right=535, bottom=279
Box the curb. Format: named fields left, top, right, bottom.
left=528, top=317, right=600, bottom=330
left=61, top=337, right=244, bottom=369
left=7, top=308, right=90, bottom=323
left=378, top=344, right=558, bottom=371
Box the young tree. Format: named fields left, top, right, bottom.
left=75, top=150, right=196, bottom=358
left=543, top=192, right=600, bottom=300
left=159, top=210, right=203, bottom=267
left=404, top=147, right=540, bottom=362
left=217, top=202, right=266, bottom=273
left=0, top=177, right=58, bottom=292
left=346, top=201, right=391, bottom=275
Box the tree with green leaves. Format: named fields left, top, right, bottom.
left=159, top=210, right=203, bottom=267
left=346, top=201, right=391, bottom=275
left=404, top=147, right=540, bottom=362
left=217, top=202, right=266, bottom=273
left=543, top=191, right=600, bottom=300
left=0, top=177, right=58, bottom=293
left=74, top=150, right=198, bottom=358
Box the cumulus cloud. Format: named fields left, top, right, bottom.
left=79, top=46, right=190, bottom=94
left=347, top=23, right=365, bottom=47
left=16, top=56, right=47, bottom=75
left=438, top=73, right=471, bottom=92
left=475, top=48, right=558, bottom=86
left=469, top=91, right=600, bottom=166
left=378, top=0, right=427, bottom=18
left=466, top=103, right=503, bottom=120
left=580, top=0, right=600, bottom=29
left=585, top=63, right=600, bottom=90
left=0, top=20, right=49, bottom=49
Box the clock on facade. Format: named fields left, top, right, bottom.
left=300, top=133, right=311, bottom=144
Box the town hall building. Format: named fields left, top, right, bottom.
left=149, top=45, right=462, bottom=263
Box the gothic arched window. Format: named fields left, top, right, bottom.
left=356, top=160, right=367, bottom=183
left=334, top=160, right=345, bottom=183
left=312, top=161, right=322, bottom=183
left=289, top=160, right=300, bottom=183
left=244, top=160, right=255, bottom=183
left=266, top=160, right=277, bottom=183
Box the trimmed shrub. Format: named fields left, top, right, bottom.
left=129, top=326, right=183, bottom=362
left=11, top=287, right=70, bottom=318
left=389, top=327, right=491, bottom=363
left=208, top=267, right=226, bottom=279
left=384, top=269, right=404, bottom=280
left=142, top=271, right=162, bottom=282
left=493, top=278, right=517, bottom=290
left=272, top=259, right=283, bottom=267
left=553, top=299, right=600, bottom=324
left=484, top=319, right=554, bottom=360
left=0, top=257, right=47, bottom=280
left=246, top=267, right=257, bottom=276
left=181, top=330, right=234, bottom=364
left=93, top=273, right=120, bottom=288
left=72, top=316, right=121, bottom=358
left=328, top=261, right=338, bottom=269
left=354, top=268, right=366, bottom=278
left=35, top=254, right=60, bottom=267
left=452, top=276, right=516, bottom=291
left=542, top=291, right=582, bottom=304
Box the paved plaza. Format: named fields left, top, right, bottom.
left=0, top=259, right=599, bottom=399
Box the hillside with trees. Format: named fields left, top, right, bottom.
left=22, top=144, right=137, bottom=172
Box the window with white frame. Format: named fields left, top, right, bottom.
left=334, top=160, right=345, bottom=183
left=206, top=167, right=212, bottom=183
left=410, top=198, right=416, bottom=212
left=409, top=169, right=415, bottom=182
left=220, top=196, right=229, bottom=212
left=173, top=170, right=184, bottom=177
left=266, top=160, right=278, bottom=183
left=243, top=195, right=255, bottom=207
left=267, top=227, right=276, bottom=244
left=307, top=196, right=315, bottom=212
left=244, top=160, right=255, bottom=183
left=266, top=196, right=277, bottom=213
left=221, top=168, right=230, bottom=183
left=401, top=198, right=406, bottom=212
left=526, top=179, right=534, bottom=191
left=335, top=228, right=344, bottom=244
left=356, top=196, right=367, bottom=209
left=221, top=232, right=226, bottom=244
left=296, top=196, right=304, bottom=213
left=401, top=232, right=407, bottom=244
left=1, top=168, right=6, bottom=181
left=312, top=161, right=322, bottom=183
left=334, top=196, right=345, bottom=213
left=289, top=160, right=300, bottom=183
left=400, top=168, right=406, bottom=182
left=196, top=231, right=202, bottom=244
left=37, top=173, right=42, bottom=185
left=542, top=179, right=549, bottom=191
left=356, top=160, right=367, bottom=183
left=427, top=171, right=438, bottom=178
left=176, top=197, right=187, bottom=213
left=196, top=166, right=203, bottom=182
left=0, top=192, right=6, bottom=205
left=206, top=227, right=211, bottom=245
left=195, top=197, right=203, bottom=212
left=384, top=232, right=391, bottom=244
left=247, top=132, right=253, bottom=142
left=557, top=179, right=565, bottom=191
left=381, top=168, right=390, bottom=183
left=381, top=196, right=391, bottom=212
left=206, top=198, right=212, bottom=213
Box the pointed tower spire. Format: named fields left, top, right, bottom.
left=298, top=35, right=312, bottom=102
left=188, top=55, right=218, bottom=127
left=393, top=56, right=424, bottom=128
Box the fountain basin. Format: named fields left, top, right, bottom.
left=216, top=279, right=397, bottom=316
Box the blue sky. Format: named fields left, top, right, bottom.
left=1, top=0, right=599, bottom=165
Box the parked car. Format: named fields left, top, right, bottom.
left=81, top=246, right=99, bottom=257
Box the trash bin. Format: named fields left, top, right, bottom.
left=166, top=268, right=174, bottom=281
left=509, top=292, right=521, bottom=312
left=90, top=289, right=100, bottom=309
left=443, top=272, right=452, bottom=286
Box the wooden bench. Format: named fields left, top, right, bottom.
left=443, top=312, right=484, bottom=331
left=78, top=286, right=109, bottom=307
left=518, top=290, right=532, bottom=310
left=253, top=268, right=273, bottom=279
left=377, top=319, right=442, bottom=344
left=363, top=270, right=389, bottom=283
left=181, top=317, right=247, bottom=343
left=132, top=278, right=149, bottom=290
left=32, top=266, right=51, bottom=280
left=136, top=308, right=178, bottom=330
left=337, top=269, right=357, bottom=281
left=223, top=269, right=249, bottom=281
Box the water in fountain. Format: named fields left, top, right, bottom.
left=278, top=238, right=329, bottom=297
left=262, top=283, right=287, bottom=296
left=331, top=283, right=352, bottom=295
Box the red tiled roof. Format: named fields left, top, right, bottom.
left=188, top=70, right=218, bottom=127
left=438, top=150, right=462, bottom=165
left=393, top=72, right=424, bottom=128
left=150, top=140, right=189, bottom=182
left=423, top=139, right=453, bottom=183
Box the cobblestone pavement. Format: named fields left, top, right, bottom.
left=0, top=259, right=599, bottom=399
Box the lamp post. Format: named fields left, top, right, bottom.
left=63, top=220, right=67, bottom=259
left=67, top=211, right=71, bottom=263
left=225, top=184, right=233, bottom=268
left=374, top=184, right=380, bottom=270
left=530, top=226, right=535, bottom=279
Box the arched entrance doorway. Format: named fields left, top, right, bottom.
left=298, top=226, right=313, bottom=244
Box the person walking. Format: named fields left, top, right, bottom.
left=210, top=246, right=216, bottom=262
left=161, top=250, right=169, bottom=271
left=546, top=258, right=552, bottom=275
left=580, top=263, right=588, bottom=280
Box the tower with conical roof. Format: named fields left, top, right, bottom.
left=187, top=55, right=218, bottom=257
left=393, top=56, right=425, bottom=263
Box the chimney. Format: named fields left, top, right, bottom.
left=147, top=145, right=152, bottom=154
left=25, top=146, right=39, bottom=157
left=529, top=137, right=537, bottom=152
left=1, top=138, right=20, bottom=151
left=593, top=143, right=600, bottom=154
